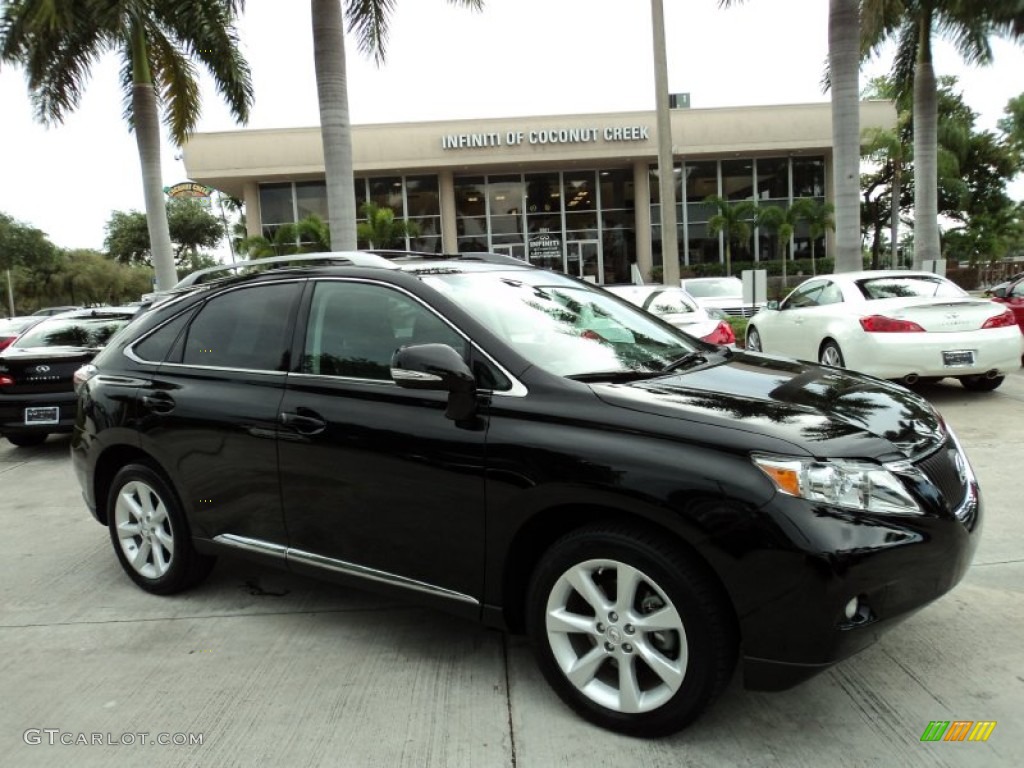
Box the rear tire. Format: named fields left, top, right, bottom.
left=6, top=432, right=48, bottom=447
left=526, top=524, right=737, bottom=737
left=819, top=340, right=845, bottom=368
left=959, top=375, right=1004, bottom=392
left=107, top=463, right=215, bottom=595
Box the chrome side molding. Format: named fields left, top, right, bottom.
left=213, top=534, right=478, bottom=607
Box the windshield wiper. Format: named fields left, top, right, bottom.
left=568, top=370, right=659, bottom=383
left=660, top=351, right=708, bottom=373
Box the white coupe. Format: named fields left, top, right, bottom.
left=744, top=270, right=1023, bottom=391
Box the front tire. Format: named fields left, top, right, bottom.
left=819, top=340, right=845, bottom=368
left=107, top=463, right=215, bottom=595
left=526, top=525, right=737, bottom=737
left=745, top=326, right=762, bottom=352
left=959, top=375, right=1004, bottom=392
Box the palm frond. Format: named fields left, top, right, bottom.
left=345, top=0, right=396, bottom=65
left=147, top=30, right=201, bottom=143
left=157, top=0, right=253, bottom=124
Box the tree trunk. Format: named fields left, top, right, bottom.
left=890, top=162, right=900, bottom=266
left=829, top=0, right=861, bottom=273
left=130, top=24, right=176, bottom=291
left=651, top=0, right=680, bottom=285
left=312, top=0, right=357, bottom=251
left=913, top=16, right=939, bottom=269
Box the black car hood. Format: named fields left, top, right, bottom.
left=590, top=351, right=943, bottom=460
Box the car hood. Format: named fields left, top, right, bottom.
left=590, top=351, right=943, bottom=460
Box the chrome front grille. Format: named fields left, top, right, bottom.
left=721, top=305, right=761, bottom=318
left=915, top=434, right=976, bottom=527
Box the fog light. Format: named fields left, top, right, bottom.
left=844, top=597, right=859, bottom=620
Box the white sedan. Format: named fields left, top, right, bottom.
left=680, top=276, right=765, bottom=317
left=744, top=270, right=1024, bottom=391
left=605, top=285, right=736, bottom=344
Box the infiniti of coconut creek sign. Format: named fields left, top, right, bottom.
left=440, top=125, right=651, bottom=149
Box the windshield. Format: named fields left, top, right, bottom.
left=15, top=315, right=134, bottom=349
left=420, top=270, right=702, bottom=377
left=856, top=276, right=967, bottom=300
left=682, top=278, right=741, bottom=298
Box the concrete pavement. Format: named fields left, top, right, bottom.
left=1, top=371, right=1022, bottom=767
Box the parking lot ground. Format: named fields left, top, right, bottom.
left=2, top=371, right=1023, bottom=767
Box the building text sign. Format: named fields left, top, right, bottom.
left=441, top=125, right=650, bottom=150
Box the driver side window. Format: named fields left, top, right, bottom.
left=302, top=281, right=467, bottom=381
left=783, top=281, right=825, bottom=310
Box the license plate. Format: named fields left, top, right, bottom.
left=942, top=350, right=976, bottom=367
left=24, top=406, right=59, bottom=425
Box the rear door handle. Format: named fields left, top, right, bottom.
left=140, top=391, right=175, bottom=414
left=280, top=410, right=327, bottom=435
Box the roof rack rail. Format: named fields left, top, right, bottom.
left=370, top=250, right=528, bottom=266
left=174, top=251, right=398, bottom=289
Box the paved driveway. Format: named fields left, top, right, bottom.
left=2, top=372, right=1022, bottom=767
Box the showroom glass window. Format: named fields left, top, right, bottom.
left=599, top=170, right=636, bottom=285
left=791, top=158, right=827, bottom=260
left=684, top=161, right=719, bottom=266
left=260, top=177, right=438, bottom=253
left=453, top=171, right=637, bottom=283
left=182, top=283, right=301, bottom=371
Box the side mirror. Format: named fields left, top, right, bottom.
left=767, top=300, right=780, bottom=310
left=391, top=343, right=477, bottom=421
left=992, top=287, right=1008, bottom=299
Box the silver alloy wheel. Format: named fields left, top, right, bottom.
left=114, top=480, right=175, bottom=579
left=545, top=558, right=688, bottom=714
left=746, top=328, right=761, bottom=352
left=820, top=343, right=844, bottom=367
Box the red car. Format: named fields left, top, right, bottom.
left=991, top=277, right=1024, bottom=333
left=0, top=316, right=43, bottom=351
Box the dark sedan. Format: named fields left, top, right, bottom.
left=1, top=307, right=139, bottom=446
left=72, top=253, right=980, bottom=736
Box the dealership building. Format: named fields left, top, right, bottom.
left=183, top=101, right=894, bottom=284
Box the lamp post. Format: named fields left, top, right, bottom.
left=651, top=0, right=680, bottom=286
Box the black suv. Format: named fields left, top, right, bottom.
left=72, top=252, right=980, bottom=736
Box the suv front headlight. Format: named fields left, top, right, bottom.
left=753, top=456, right=922, bottom=515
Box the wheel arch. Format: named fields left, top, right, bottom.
left=497, top=503, right=739, bottom=640
left=92, top=444, right=160, bottom=526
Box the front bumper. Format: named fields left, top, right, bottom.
left=726, top=453, right=980, bottom=691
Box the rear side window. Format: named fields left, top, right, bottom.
left=133, top=307, right=198, bottom=363
left=182, top=283, right=301, bottom=371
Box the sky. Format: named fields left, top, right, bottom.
left=1, top=0, right=1022, bottom=254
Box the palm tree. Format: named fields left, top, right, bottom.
left=756, top=203, right=800, bottom=287
left=719, top=0, right=862, bottom=273
left=0, top=0, right=253, bottom=292
left=828, top=0, right=862, bottom=273
left=793, top=198, right=836, bottom=276
left=357, top=203, right=420, bottom=249
left=311, top=0, right=482, bottom=252
left=239, top=214, right=333, bottom=258
left=862, top=0, right=1024, bottom=269
left=705, top=195, right=757, bottom=277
